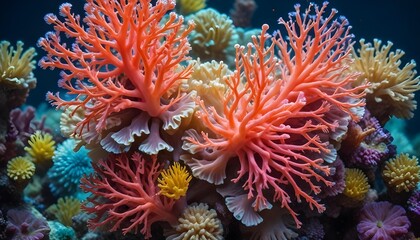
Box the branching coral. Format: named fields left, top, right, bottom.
left=357, top=201, right=410, bottom=240
left=38, top=0, right=196, bottom=155
left=166, top=203, right=223, bottom=240
left=47, top=138, right=93, bottom=197
left=351, top=39, right=420, bottom=123
left=80, top=152, right=178, bottom=238
left=382, top=153, right=420, bottom=192
left=182, top=2, right=366, bottom=227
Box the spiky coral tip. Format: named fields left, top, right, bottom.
left=343, top=168, right=370, bottom=201
left=158, top=162, right=192, bottom=200
left=24, top=131, right=56, bottom=163
left=7, top=156, right=36, bottom=181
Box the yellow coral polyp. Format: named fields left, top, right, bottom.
left=176, top=0, right=206, bottom=15
left=343, top=168, right=369, bottom=201
left=7, top=156, right=35, bottom=181
left=25, top=131, right=56, bottom=163
left=383, top=153, right=420, bottom=192
left=158, top=162, right=192, bottom=200
left=46, top=196, right=81, bottom=226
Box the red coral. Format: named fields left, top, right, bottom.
left=182, top=2, right=366, bottom=227
left=38, top=0, right=195, bottom=154
left=81, top=152, right=177, bottom=238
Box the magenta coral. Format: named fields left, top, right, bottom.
left=80, top=152, right=177, bottom=238
left=182, top=2, right=366, bottom=227
left=357, top=201, right=410, bottom=240
left=38, top=0, right=195, bottom=154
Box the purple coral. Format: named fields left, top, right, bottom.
left=357, top=201, right=410, bottom=240
left=408, top=189, right=420, bottom=215
left=340, top=110, right=395, bottom=168
left=5, top=208, right=50, bottom=240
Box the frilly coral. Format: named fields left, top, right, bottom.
left=350, top=39, right=420, bottom=123
left=166, top=203, right=223, bottom=240
left=5, top=208, right=50, bottom=240
left=357, top=201, right=410, bottom=240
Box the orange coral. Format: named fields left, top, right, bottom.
left=39, top=0, right=195, bottom=154
left=182, top=2, right=366, bottom=227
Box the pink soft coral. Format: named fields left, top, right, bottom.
left=182, top=2, right=366, bottom=227
left=80, top=152, right=177, bottom=238
left=38, top=0, right=195, bottom=154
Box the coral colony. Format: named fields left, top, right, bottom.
left=1, top=0, right=420, bottom=239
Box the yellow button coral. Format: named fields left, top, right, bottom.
left=7, top=156, right=35, bottom=181
left=383, top=153, right=420, bottom=192
left=25, top=131, right=56, bottom=163
left=343, top=168, right=370, bottom=201
left=158, top=162, right=192, bottom=200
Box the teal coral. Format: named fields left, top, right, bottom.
left=47, top=139, right=93, bottom=198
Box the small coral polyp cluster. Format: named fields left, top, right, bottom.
left=1, top=0, right=420, bottom=239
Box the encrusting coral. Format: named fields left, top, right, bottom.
left=350, top=39, right=420, bottom=124
left=382, top=153, right=420, bottom=193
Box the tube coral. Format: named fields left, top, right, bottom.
left=80, top=152, right=178, bottom=238
left=38, top=0, right=195, bottom=155
left=182, top=2, right=366, bottom=227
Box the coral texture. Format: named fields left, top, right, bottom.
left=182, top=2, right=366, bottom=227
left=81, top=152, right=177, bottom=238
left=5, top=208, right=50, bottom=240
left=343, top=168, right=369, bottom=201
left=382, top=153, right=420, bottom=192
left=24, top=131, right=55, bottom=164
left=38, top=0, right=195, bottom=155
left=351, top=39, right=420, bottom=123
left=357, top=201, right=410, bottom=240
left=46, top=197, right=81, bottom=227
left=158, top=162, right=192, bottom=200
left=7, top=156, right=35, bottom=181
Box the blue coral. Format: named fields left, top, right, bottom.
left=47, top=139, right=93, bottom=198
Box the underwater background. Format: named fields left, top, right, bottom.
left=1, top=0, right=420, bottom=239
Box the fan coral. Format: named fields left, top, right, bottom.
left=158, top=162, right=192, bottom=200
left=166, top=203, right=223, bottom=240
left=46, top=197, right=81, bottom=227
left=357, top=201, right=410, bottom=240
left=343, top=168, right=370, bottom=201
left=7, top=156, right=35, bottom=181
left=189, top=8, right=236, bottom=62
left=47, top=139, right=93, bottom=197
left=0, top=41, right=37, bottom=109
left=176, top=0, right=206, bottom=15
left=351, top=39, right=420, bottom=123
left=38, top=0, right=195, bottom=155
left=5, top=208, right=50, bottom=240
left=182, top=2, right=366, bottom=227
left=24, top=131, right=55, bottom=164
left=382, top=153, right=420, bottom=192
left=81, top=152, right=178, bottom=238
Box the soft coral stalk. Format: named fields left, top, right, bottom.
left=182, top=2, right=366, bottom=227
left=81, top=152, right=178, bottom=238
left=38, top=0, right=195, bottom=154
